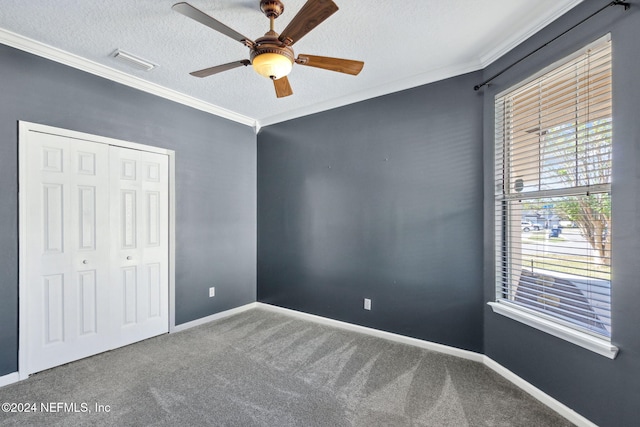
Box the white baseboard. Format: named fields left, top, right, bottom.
left=483, top=357, right=597, bottom=427
left=0, top=372, right=20, bottom=388
left=256, top=302, right=596, bottom=427
left=256, top=303, right=484, bottom=363
left=171, top=302, right=257, bottom=333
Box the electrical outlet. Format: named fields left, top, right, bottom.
left=364, top=298, right=371, bottom=311
left=209, top=287, right=215, bottom=298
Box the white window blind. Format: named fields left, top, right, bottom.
left=494, top=36, right=612, bottom=339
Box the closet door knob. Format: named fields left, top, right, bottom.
left=82, top=260, right=88, bottom=264
left=126, top=256, right=133, bottom=260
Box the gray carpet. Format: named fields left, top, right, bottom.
left=0, top=307, right=573, bottom=426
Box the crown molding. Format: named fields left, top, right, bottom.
left=257, top=60, right=483, bottom=128
left=258, top=0, right=585, bottom=127
left=0, top=28, right=257, bottom=128
left=1, top=0, right=584, bottom=130
left=479, top=0, right=584, bottom=67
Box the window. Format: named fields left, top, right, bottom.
left=492, top=36, right=617, bottom=357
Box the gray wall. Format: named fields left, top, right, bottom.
left=0, top=45, right=257, bottom=375
left=258, top=1, right=640, bottom=424
left=3, top=0, right=638, bottom=424
left=258, top=72, right=485, bottom=353
left=482, top=1, right=640, bottom=425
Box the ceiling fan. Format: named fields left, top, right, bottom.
left=172, top=0, right=364, bottom=98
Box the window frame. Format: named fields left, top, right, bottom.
left=489, top=34, right=618, bottom=359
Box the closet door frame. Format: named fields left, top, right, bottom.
left=18, top=121, right=176, bottom=380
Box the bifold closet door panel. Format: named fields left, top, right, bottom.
left=23, top=132, right=113, bottom=374
left=109, top=146, right=169, bottom=346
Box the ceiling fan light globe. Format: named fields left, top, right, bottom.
left=252, top=53, right=293, bottom=80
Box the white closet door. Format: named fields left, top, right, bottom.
left=109, top=146, right=169, bottom=345
left=22, top=128, right=170, bottom=376
left=23, top=132, right=113, bottom=374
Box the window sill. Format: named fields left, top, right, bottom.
left=488, top=301, right=618, bottom=359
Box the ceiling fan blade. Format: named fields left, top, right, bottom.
left=189, top=60, right=251, bottom=78
left=278, top=0, right=339, bottom=46
left=172, top=2, right=254, bottom=45
left=273, top=76, right=293, bottom=98
left=296, top=54, right=364, bottom=75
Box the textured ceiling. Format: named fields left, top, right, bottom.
left=0, top=0, right=582, bottom=127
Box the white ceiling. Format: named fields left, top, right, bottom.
left=0, top=0, right=582, bottom=128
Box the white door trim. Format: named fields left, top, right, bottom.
left=18, top=121, right=176, bottom=380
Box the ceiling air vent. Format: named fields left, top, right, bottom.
left=110, top=49, right=156, bottom=71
